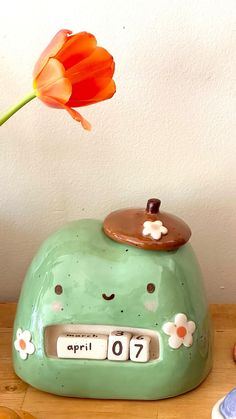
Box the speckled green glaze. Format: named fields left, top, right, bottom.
left=13, top=219, right=213, bottom=400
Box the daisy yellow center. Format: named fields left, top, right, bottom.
left=19, top=339, right=26, bottom=350
left=176, top=326, right=187, bottom=338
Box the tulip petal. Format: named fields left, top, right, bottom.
left=56, top=32, right=97, bottom=70
left=91, top=79, right=116, bottom=101
left=40, top=96, right=91, bottom=130
left=65, top=47, right=114, bottom=84
left=37, top=77, right=72, bottom=105
left=67, top=79, right=116, bottom=107
left=34, top=58, right=65, bottom=89
left=33, top=29, right=72, bottom=79
left=62, top=106, right=92, bottom=130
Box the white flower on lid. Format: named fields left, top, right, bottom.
left=142, top=220, right=168, bottom=240
left=162, top=313, right=196, bottom=349
left=14, top=328, right=35, bottom=360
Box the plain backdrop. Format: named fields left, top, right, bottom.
left=0, top=0, right=235, bottom=302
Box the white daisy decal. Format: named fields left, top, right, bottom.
left=14, top=328, right=35, bottom=360
left=162, top=313, right=196, bottom=349
left=142, top=220, right=168, bottom=240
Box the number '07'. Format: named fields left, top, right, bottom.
left=111, top=341, right=144, bottom=359
left=108, top=332, right=150, bottom=362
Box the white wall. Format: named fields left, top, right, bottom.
left=0, top=0, right=235, bottom=302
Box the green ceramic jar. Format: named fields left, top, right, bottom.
left=13, top=199, right=213, bottom=399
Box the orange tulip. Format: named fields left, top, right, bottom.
left=0, top=30, right=116, bottom=129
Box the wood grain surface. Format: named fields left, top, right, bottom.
left=0, top=303, right=235, bottom=419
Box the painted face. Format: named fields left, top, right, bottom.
left=13, top=219, right=212, bottom=400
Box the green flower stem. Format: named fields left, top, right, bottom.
left=0, top=91, right=36, bottom=126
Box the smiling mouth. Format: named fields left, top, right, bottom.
left=45, top=324, right=160, bottom=361
left=102, top=293, right=115, bottom=300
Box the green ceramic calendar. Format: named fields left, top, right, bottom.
left=13, top=199, right=213, bottom=399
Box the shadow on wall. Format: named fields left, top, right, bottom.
left=0, top=219, right=49, bottom=302
left=177, top=189, right=235, bottom=304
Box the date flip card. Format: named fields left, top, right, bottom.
left=130, top=335, right=151, bottom=363
left=108, top=330, right=132, bottom=361
left=57, top=333, right=108, bottom=359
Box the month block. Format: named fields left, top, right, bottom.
left=108, top=330, right=132, bottom=361
left=130, top=335, right=151, bottom=363
left=57, top=333, right=108, bottom=359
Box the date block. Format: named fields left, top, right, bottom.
left=57, top=333, right=108, bottom=359
left=130, top=335, right=151, bottom=363
left=108, top=330, right=132, bottom=361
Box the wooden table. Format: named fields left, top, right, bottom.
left=0, top=303, right=235, bottom=419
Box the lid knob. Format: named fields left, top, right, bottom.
left=146, top=198, right=161, bottom=214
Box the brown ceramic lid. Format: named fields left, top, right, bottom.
left=103, top=198, right=191, bottom=251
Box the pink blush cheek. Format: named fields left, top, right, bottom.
left=144, top=300, right=158, bottom=312
left=52, top=301, right=63, bottom=311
